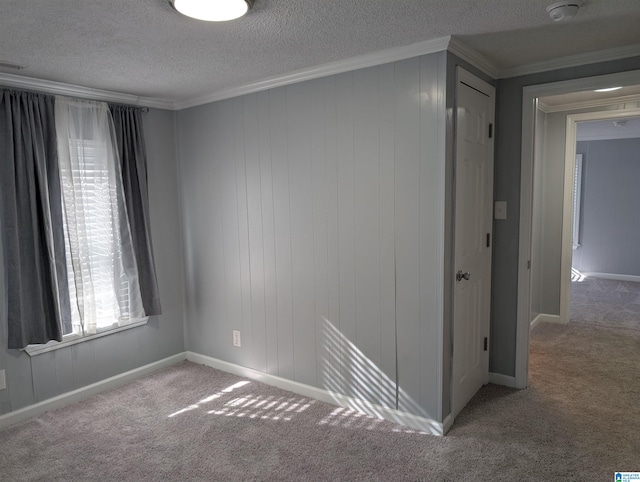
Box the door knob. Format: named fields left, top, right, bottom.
left=456, top=270, right=471, bottom=282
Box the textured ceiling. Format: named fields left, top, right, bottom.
left=2, top=0, right=640, bottom=104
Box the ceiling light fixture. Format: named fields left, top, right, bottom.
left=594, top=86, right=623, bottom=92
left=546, top=1, right=581, bottom=22
left=170, top=0, right=253, bottom=22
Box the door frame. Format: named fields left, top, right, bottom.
left=516, top=69, right=640, bottom=389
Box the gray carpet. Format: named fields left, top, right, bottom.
left=571, top=276, right=640, bottom=330
left=1, top=316, right=638, bottom=480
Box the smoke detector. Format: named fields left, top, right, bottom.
left=546, top=1, right=582, bottom=22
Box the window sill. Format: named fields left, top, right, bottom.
left=24, top=318, right=149, bottom=357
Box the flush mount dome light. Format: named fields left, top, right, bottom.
left=594, top=86, right=623, bottom=92
left=170, top=0, right=253, bottom=21
left=546, top=1, right=581, bottom=22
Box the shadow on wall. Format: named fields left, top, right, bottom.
left=319, top=318, right=429, bottom=427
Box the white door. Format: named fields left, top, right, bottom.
left=452, top=68, right=495, bottom=419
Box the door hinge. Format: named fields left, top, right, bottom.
left=527, top=260, right=531, bottom=269
left=488, top=123, right=493, bottom=139
left=483, top=337, right=488, bottom=351
left=486, top=233, right=491, bottom=248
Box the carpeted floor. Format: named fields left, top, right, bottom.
left=571, top=276, right=640, bottom=330
left=1, top=281, right=638, bottom=480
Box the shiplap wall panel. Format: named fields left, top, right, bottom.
left=378, top=62, right=398, bottom=410
left=71, top=340, right=96, bottom=389
left=53, top=344, right=75, bottom=395
left=394, top=58, right=424, bottom=416
left=178, top=52, right=448, bottom=420
left=5, top=352, right=35, bottom=410
left=31, top=351, right=57, bottom=402
left=243, top=93, right=268, bottom=373
left=269, top=87, right=296, bottom=380
left=309, top=77, right=330, bottom=393
left=232, top=97, right=254, bottom=369
left=419, top=54, right=446, bottom=416
left=353, top=66, right=383, bottom=405
left=323, top=76, right=343, bottom=395
left=335, top=71, right=358, bottom=400
left=287, top=81, right=318, bottom=387
left=256, top=90, right=280, bottom=376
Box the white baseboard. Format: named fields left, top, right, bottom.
left=0, top=352, right=187, bottom=430
left=584, top=272, right=640, bottom=283
left=531, top=313, right=563, bottom=329
left=488, top=372, right=517, bottom=388
left=186, top=351, right=449, bottom=436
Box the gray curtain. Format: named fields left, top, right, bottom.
left=109, top=105, right=162, bottom=316
left=0, top=90, right=72, bottom=349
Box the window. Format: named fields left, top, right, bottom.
left=25, top=97, right=147, bottom=354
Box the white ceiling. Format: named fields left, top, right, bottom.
left=2, top=0, right=640, bottom=106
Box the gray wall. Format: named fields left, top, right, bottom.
left=0, top=108, right=185, bottom=416
left=573, top=138, right=640, bottom=276
left=177, top=52, right=450, bottom=421
left=492, top=55, right=640, bottom=377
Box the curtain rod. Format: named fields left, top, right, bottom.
left=2, top=87, right=150, bottom=112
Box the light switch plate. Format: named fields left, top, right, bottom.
left=0, top=369, right=6, bottom=390
left=494, top=201, right=507, bottom=220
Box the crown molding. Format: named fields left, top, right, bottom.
left=0, top=72, right=174, bottom=110
left=539, top=93, right=640, bottom=113
left=174, top=36, right=452, bottom=109
left=447, top=37, right=499, bottom=79
left=499, top=43, right=640, bottom=79
left=577, top=131, right=640, bottom=142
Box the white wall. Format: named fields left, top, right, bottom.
left=177, top=52, right=449, bottom=421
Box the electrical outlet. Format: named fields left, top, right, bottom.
left=233, top=330, right=241, bottom=348
left=0, top=369, right=6, bottom=390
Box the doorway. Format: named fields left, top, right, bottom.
left=515, top=70, right=640, bottom=388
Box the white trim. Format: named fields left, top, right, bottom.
left=0, top=72, right=173, bottom=110
left=499, top=43, right=640, bottom=79
left=515, top=93, right=537, bottom=391
left=583, top=272, right=640, bottom=283
left=530, top=313, right=563, bottom=330
left=447, top=37, right=499, bottom=79
left=488, top=372, right=517, bottom=388
left=24, top=319, right=149, bottom=356
left=175, top=36, right=452, bottom=109
left=539, top=93, right=640, bottom=114
left=516, top=70, right=640, bottom=393
left=0, top=353, right=187, bottom=430
left=186, top=352, right=450, bottom=436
